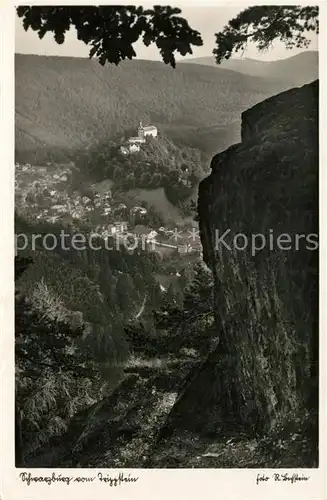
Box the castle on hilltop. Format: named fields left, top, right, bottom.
left=121, top=121, right=158, bottom=155
left=137, top=121, right=158, bottom=139
left=128, top=121, right=158, bottom=145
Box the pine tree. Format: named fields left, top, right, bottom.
left=15, top=256, right=97, bottom=463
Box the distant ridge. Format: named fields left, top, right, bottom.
left=179, top=51, right=318, bottom=86
left=15, top=53, right=311, bottom=163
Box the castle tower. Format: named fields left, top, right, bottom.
left=138, top=121, right=145, bottom=139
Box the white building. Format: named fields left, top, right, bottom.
left=128, top=136, right=146, bottom=144
left=121, top=141, right=142, bottom=155
left=122, top=121, right=157, bottom=156
left=138, top=121, right=158, bottom=138
left=129, top=143, right=140, bottom=153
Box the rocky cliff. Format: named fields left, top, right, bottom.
left=164, top=81, right=318, bottom=441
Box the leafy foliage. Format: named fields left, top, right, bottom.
left=16, top=5, right=203, bottom=68
left=17, top=5, right=318, bottom=71
left=214, top=6, right=319, bottom=63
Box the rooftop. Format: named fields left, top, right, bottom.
left=142, top=125, right=157, bottom=131
left=128, top=136, right=146, bottom=143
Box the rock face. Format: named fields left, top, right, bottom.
left=166, top=81, right=319, bottom=436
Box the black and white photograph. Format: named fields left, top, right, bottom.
left=10, top=2, right=321, bottom=477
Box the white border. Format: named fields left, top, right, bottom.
left=1, top=1, right=326, bottom=499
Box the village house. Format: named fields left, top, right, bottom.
left=129, top=143, right=141, bottom=153
left=146, top=230, right=158, bottom=242
left=107, top=224, right=117, bottom=235
left=131, top=205, right=147, bottom=215
left=114, top=221, right=128, bottom=233
left=94, top=197, right=102, bottom=208
left=72, top=211, right=82, bottom=219
left=117, top=203, right=127, bottom=210
left=177, top=243, right=195, bottom=254
left=47, top=215, right=61, bottom=224
left=51, top=204, right=67, bottom=213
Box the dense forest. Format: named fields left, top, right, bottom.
left=15, top=218, right=212, bottom=462
left=74, top=134, right=206, bottom=205
left=15, top=53, right=299, bottom=165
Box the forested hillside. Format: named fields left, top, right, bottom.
left=15, top=210, right=193, bottom=458
left=75, top=134, right=205, bottom=205
left=15, top=53, right=294, bottom=164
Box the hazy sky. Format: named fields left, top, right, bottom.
left=15, top=6, right=318, bottom=62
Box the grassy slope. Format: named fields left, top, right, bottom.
left=15, top=54, right=293, bottom=161
left=179, top=51, right=318, bottom=86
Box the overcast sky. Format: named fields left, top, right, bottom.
left=15, top=6, right=318, bottom=62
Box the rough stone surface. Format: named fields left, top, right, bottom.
left=165, top=81, right=318, bottom=436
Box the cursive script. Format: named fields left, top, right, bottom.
left=256, top=472, right=310, bottom=485
left=97, top=472, right=139, bottom=486
left=19, top=471, right=139, bottom=487
left=19, top=472, right=74, bottom=486
left=273, top=473, right=310, bottom=483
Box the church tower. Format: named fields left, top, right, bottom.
left=138, top=121, right=145, bottom=139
